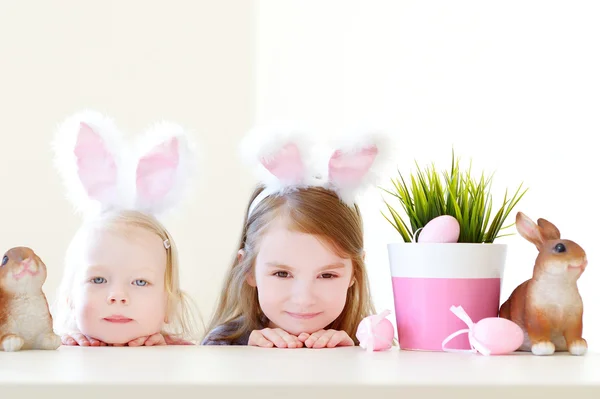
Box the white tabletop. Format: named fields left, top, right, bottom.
left=1, top=346, right=599, bottom=398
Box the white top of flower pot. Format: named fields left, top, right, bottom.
left=387, top=242, right=508, bottom=278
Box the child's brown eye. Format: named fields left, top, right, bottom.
left=274, top=271, right=289, bottom=278
left=1, top=256, right=8, bottom=267
left=321, top=273, right=335, bottom=279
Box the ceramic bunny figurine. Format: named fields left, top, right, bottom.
left=499, top=212, right=588, bottom=356
left=0, top=247, right=61, bottom=351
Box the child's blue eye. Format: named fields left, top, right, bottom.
left=91, top=277, right=106, bottom=284
left=274, top=271, right=289, bottom=278
left=133, top=279, right=149, bottom=286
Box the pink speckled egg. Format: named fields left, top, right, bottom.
left=356, top=311, right=395, bottom=351
left=472, top=317, right=524, bottom=355
left=418, top=215, right=460, bottom=243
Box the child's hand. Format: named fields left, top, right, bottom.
left=126, top=333, right=195, bottom=346
left=298, top=329, right=355, bottom=349
left=248, top=328, right=304, bottom=348
left=126, top=333, right=167, bottom=346
left=61, top=333, right=107, bottom=347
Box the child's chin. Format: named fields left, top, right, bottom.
left=91, top=331, right=142, bottom=345
left=281, top=323, right=323, bottom=337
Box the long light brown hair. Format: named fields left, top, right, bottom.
left=203, top=185, right=376, bottom=345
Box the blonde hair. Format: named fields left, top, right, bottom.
left=203, top=185, right=376, bottom=345
left=52, top=209, right=203, bottom=343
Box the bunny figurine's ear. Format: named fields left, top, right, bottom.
left=515, top=212, right=544, bottom=250
left=327, top=129, right=394, bottom=205
left=133, top=121, right=196, bottom=215
left=537, top=218, right=561, bottom=241
left=239, top=124, right=314, bottom=193
left=53, top=110, right=126, bottom=215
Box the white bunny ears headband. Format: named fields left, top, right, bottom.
left=240, top=125, right=393, bottom=216
left=53, top=110, right=196, bottom=229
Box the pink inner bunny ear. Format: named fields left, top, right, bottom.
left=261, top=143, right=305, bottom=184
left=328, top=146, right=378, bottom=188
left=74, top=122, right=118, bottom=203
left=516, top=212, right=545, bottom=249
left=136, top=137, right=179, bottom=203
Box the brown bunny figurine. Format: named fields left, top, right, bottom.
left=499, top=212, right=588, bottom=356
left=0, top=247, right=61, bottom=351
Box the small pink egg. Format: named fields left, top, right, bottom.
left=418, top=215, right=460, bottom=243
left=472, top=317, right=524, bottom=355
left=357, top=314, right=395, bottom=351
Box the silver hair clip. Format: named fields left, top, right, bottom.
left=163, top=239, right=171, bottom=249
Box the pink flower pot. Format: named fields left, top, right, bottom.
left=387, top=243, right=507, bottom=351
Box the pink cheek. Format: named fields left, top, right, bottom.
left=77, top=289, right=103, bottom=314
left=322, top=281, right=349, bottom=301
left=257, top=279, right=284, bottom=297
left=324, top=297, right=347, bottom=314
left=328, top=296, right=350, bottom=316
left=81, top=301, right=99, bottom=318
left=73, top=303, right=98, bottom=334
left=255, top=284, right=286, bottom=317
left=257, top=288, right=281, bottom=308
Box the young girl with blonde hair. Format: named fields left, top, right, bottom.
left=202, top=126, right=390, bottom=348
left=52, top=110, right=202, bottom=346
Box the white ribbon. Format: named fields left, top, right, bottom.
left=441, top=305, right=491, bottom=356
left=360, top=309, right=392, bottom=352
left=412, top=227, right=424, bottom=243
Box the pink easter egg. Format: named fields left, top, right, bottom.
left=418, top=215, right=460, bottom=243
left=472, top=317, right=524, bottom=355
left=356, top=314, right=395, bottom=351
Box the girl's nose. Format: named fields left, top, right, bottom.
left=107, top=292, right=129, bottom=305
left=290, top=281, right=317, bottom=306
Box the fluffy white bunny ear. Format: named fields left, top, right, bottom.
left=53, top=110, right=130, bottom=216
left=239, top=123, right=316, bottom=194
left=133, top=121, right=197, bottom=216
left=327, top=129, right=395, bottom=205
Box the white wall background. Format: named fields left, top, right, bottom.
left=257, top=0, right=600, bottom=350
